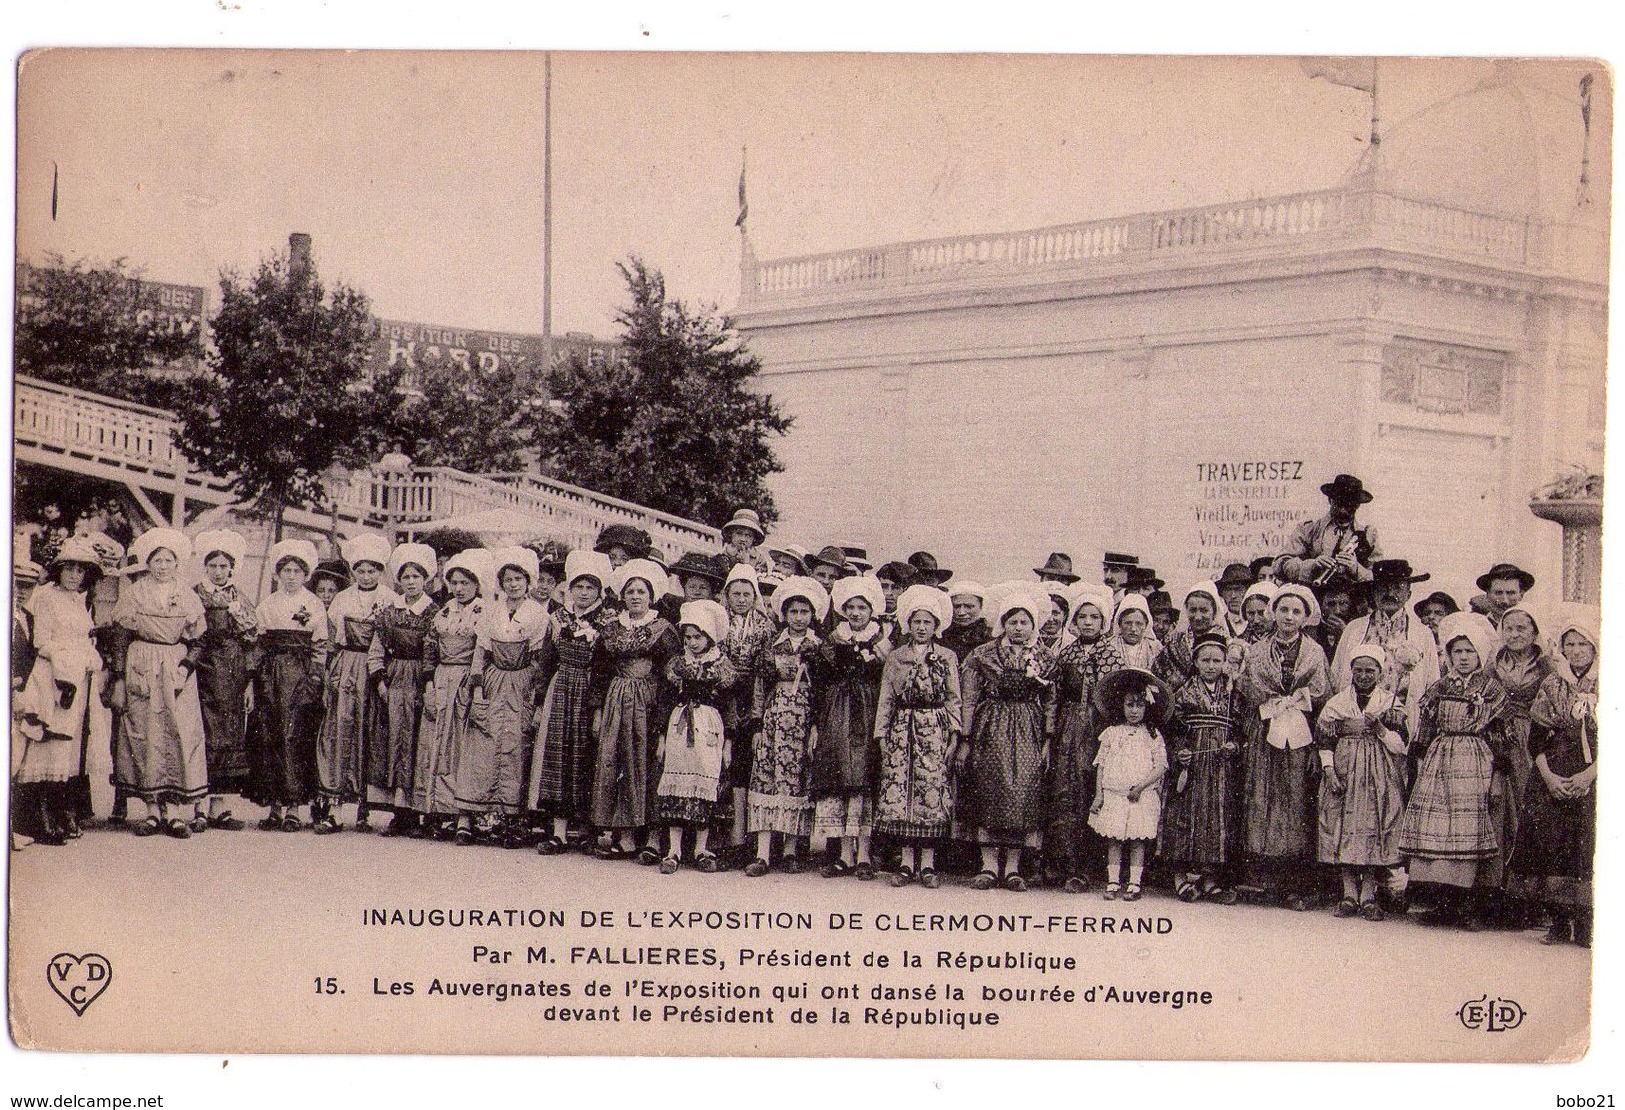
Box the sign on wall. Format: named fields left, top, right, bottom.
left=367, top=320, right=623, bottom=387
left=1187, top=457, right=1318, bottom=576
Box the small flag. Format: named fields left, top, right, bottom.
left=735, top=149, right=748, bottom=230
left=1300, top=56, right=1376, bottom=93
left=51, top=161, right=58, bottom=221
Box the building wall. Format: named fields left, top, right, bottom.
left=743, top=252, right=1599, bottom=607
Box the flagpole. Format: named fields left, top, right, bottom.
left=1367, top=58, right=1381, bottom=184
left=542, top=51, right=554, bottom=370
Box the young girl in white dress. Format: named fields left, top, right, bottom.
left=1090, top=666, right=1171, bottom=901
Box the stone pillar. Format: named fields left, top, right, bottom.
left=1528, top=496, right=1602, bottom=604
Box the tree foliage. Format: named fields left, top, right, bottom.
left=173, top=247, right=398, bottom=537
left=387, top=350, right=536, bottom=472
left=533, top=258, right=792, bottom=527
left=14, top=254, right=203, bottom=408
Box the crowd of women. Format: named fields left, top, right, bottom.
left=9, top=477, right=1598, bottom=948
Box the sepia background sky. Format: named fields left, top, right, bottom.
left=15, top=51, right=1610, bottom=339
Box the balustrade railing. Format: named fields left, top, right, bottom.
left=15, top=377, right=719, bottom=553
left=739, top=184, right=1566, bottom=305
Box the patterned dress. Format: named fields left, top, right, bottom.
left=1490, top=647, right=1552, bottom=878
left=960, top=639, right=1057, bottom=839
left=873, top=642, right=962, bottom=842
left=365, top=597, right=437, bottom=811
left=193, top=582, right=256, bottom=794
left=317, top=584, right=398, bottom=804
left=1397, top=670, right=1512, bottom=889
left=526, top=604, right=608, bottom=823
left=455, top=597, right=549, bottom=814
left=1237, top=633, right=1330, bottom=863
left=1155, top=626, right=1227, bottom=688
left=1045, top=634, right=1126, bottom=872
left=246, top=588, right=329, bottom=809
left=1314, top=685, right=1407, bottom=867
left=810, top=624, right=890, bottom=838
left=1513, top=666, right=1597, bottom=907
left=748, top=631, right=822, bottom=835
left=1161, top=674, right=1242, bottom=867
left=589, top=614, right=679, bottom=829
left=720, top=607, right=776, bottom=794
left=412, top=596, right=484, bottom=817
left=655, top=651, right=741, bottom=826
left=111, top=576, right=209, bottom=806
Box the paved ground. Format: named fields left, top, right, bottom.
left=9, top=811, right=1591, bottom=1061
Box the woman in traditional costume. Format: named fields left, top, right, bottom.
left=1108, top=592, right=1162, bottom=672
left=15, top=536, right=106, bottom=844
left=718, top=563, right=776, bottom=866
left=366, top=543, right=438, bottom=836
left=527, top=550, right=613, bottom=854
left=1154, top=581, right=1230, bottom=688
left=1484, top=602, right=1553, bottom=924
left=1044, top=583, right=1125, bottom=892
left=1162, top=630, right=1244, bottom=904
left=590, top=558, right=680, bottom=860
left=414, top=548, right=491, bottom=839
left=314, top=533, right=397, bottom=833
left=190, top=529, right=257, bottom=832
left=957, top=585, right=1057, bottom=892
left=109, top=528, right=209, bottom=839
left=453, top=546, right=549, bottom=846
left=811, top=574, right=890, bottom=879
left=1316, top=644, right=1409, bottom=921
left=745, top=575, right=829, bottom=876
left=1237, top=583, right=1331, bottom=910
left=1513, top=606, right=1599, bottom=947
left=247, top=539, right=330, bottom=832
left=653, top=599, right=740, bottom=873
left=1397, top=612, right=1511, bottom=931
left=873, top=584, right=961, bottom=888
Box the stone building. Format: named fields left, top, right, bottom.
left=733, top=78, right=1609, bottom=604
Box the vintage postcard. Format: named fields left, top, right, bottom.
left=8, top=49, right=1608, bottom=1062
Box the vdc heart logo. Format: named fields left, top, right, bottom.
left=46, top=953, right=112, bottom=1016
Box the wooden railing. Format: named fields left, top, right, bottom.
left=13, top=376, right=720, bottom=556
left=739, top=184, right=1580, bottom=305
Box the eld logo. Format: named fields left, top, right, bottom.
left=46, top=952, right=112, bottom=1016
left=1457, top=994, right=1524, bottom=1032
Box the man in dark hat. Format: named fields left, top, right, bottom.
left=906, top=551, right=952, bottom=586
left=1215, top=562, right=1254, bottom=637
left=1146, top=590, right=1178, bottom=643
left=1412, top=590, right=1460, bottom=647
left=805, top=545, right=851, bottom=590
left=1473, top=563, right=1536, bottom=629
left=595, top=524, right=652, bottom=568
left=1125, top=565, right=1165, bottom=597
left=1273, top=473, right=1382, bottom=589
left=1034, top=553, right=1080, bottom=585
left=874, top=561, right=918, bottom=646
left=1328, top=559, right=1439, bottom=723
left=839, top=544, right=873, bottom=574
left=1101, top=552, right=1138, bottom=600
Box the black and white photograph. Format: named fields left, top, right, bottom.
left=4, top=6, right=1619, bottom=1101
